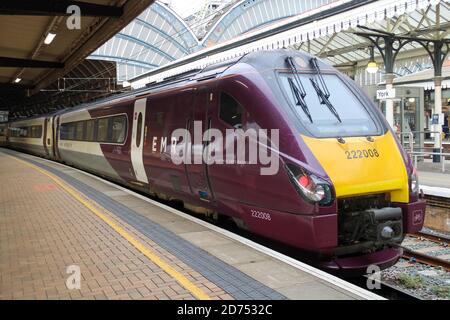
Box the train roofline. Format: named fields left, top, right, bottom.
left=7, top=49, right=332, bottom=122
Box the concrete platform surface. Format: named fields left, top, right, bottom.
left=0, top=148, right=382, bottom=300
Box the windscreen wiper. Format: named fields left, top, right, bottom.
left=309, top=58, right=342, bottom=123
left=285, top=56, right=313, bottom=123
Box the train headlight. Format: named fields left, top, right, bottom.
left=286, top=164, right=333, bottom=205
left=410, top=167, right=419, bottom=195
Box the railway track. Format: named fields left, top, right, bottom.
left=414, top=230, right=450, bottom=244
left=400, top=231, right=450, bottom=271
left=423, top=194, right=450, bottom=209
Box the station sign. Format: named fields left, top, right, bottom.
left=431, top=113, right=445, bottom=125
left=376, top=89, right=396, bottom=100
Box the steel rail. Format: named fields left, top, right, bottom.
left=399, top=245, right=450, bottom=272
left=408, top=231, right=450, bottom=244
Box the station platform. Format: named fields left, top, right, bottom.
left=0, top=148, right=382, bottom=300
left=418, top=170, right=450, bottom=190
left=416, top=165, right=450, bottom=198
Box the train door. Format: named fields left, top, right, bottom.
left=131, top=98, right=149, bottom=184
left=53, top=115, right=61, bottom=161
left=43, top=117, right=53, bottom=158
left=185, top=87, right=214, bottom=201
left=43, top=118, right=49, bottom=157
left=5, top=123, right=9, bottom=145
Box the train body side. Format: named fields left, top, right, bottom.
left=0, top=124, right=7, bottom=147
left=2, top=50, right=426, bottom=274
left=8, top=117, right=48, bottom=157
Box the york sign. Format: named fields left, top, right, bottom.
left=376, top=89, right=396, bottom=100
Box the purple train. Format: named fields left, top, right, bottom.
left=4, top=50, right=426, bottom=274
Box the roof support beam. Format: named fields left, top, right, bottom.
left=0, top=1, right=123, bottom=17
left=0, top=83, right=34, bottom=90
left=31, top=0, right=154, bottom=95
left=0, top=57, right=64, bottom=68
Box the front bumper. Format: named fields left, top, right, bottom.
left=237, top=198, right=424, bottom=274
left=321, top=247, right=403, bottom=276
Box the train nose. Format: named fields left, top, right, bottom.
left=300, top=131, right=410, bottom=203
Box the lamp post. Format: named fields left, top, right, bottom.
left=366, top=46, right=379, bottom=74
left=354, top=28, right=410, bottom=129
left=354, top=27, right=449, bottom=161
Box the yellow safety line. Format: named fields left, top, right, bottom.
left=8, top=155, right=211, bottom=300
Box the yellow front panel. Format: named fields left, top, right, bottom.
left=301, top=131, right=409, bottom=203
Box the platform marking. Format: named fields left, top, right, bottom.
left=7, top=155, right=210, bottom=300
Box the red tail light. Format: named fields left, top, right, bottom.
left=285, top=163, right=333, bottom=206
left=298, top=175, right=311, bottom=187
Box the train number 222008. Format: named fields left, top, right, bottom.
left=345, top=149, right=380, bottom=160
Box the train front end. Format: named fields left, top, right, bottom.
left=272, top=52, right=426, bottom=274
left=300, top=130, right=426, bottom=273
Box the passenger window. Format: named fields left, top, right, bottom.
left=20, top=127, right=28, bottom=137
left=97, top=118, right=109, bottom=142
left=219, top=93, right=244, bottom=128
left=60, top=124, right=69, bottom=140
left=136, top=113, right=142, bottom=148
left=67, top=123, right=75, bottom=140
left=75, top=122, right=84, bottom=140
left=35, top=126, right=42, bottom=138
left=111, top=116, right=127, bottom=144
left=85, top=120, right=95, bottom=141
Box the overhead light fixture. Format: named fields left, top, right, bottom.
left=366, top=46, right=379, bottom=74
left=14, top=78, right=22, bottom=83
left=44, top=33, right=56, bottom=45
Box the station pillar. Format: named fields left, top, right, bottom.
left=433, top=76, right=443, bottom=162
left=385, top=74, right=395, bottom=129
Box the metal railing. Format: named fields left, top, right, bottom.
left=410, top=151, right=450, bottom=173
left=399, top=131, right=414, bottom=152
left=398, top=131, right=448, bottom=173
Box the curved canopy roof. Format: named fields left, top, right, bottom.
left=90, top=1, right=199, bottom=81
left=201, top=0, right=334, bottom=47
left=90, top=0, right=336, bottom=81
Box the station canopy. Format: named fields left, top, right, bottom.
left=88, top=0, right=449, bottom=90
left=0, top=0, right=154, bottom=118
left=2, top=0, right=449, bottom=118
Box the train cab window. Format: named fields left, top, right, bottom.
left=136, top=113, right=143, bottom=147
left=279, top=73, right=379, bottom=137
left=85, top=120, right=95, bottom=141
left=75, top=122, right=84, bottom=140
left=219, top=93, right=244, bottom=128
left=97, top=118, right=110, bottom=142
left=111, top=116, right=127, bottom=144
